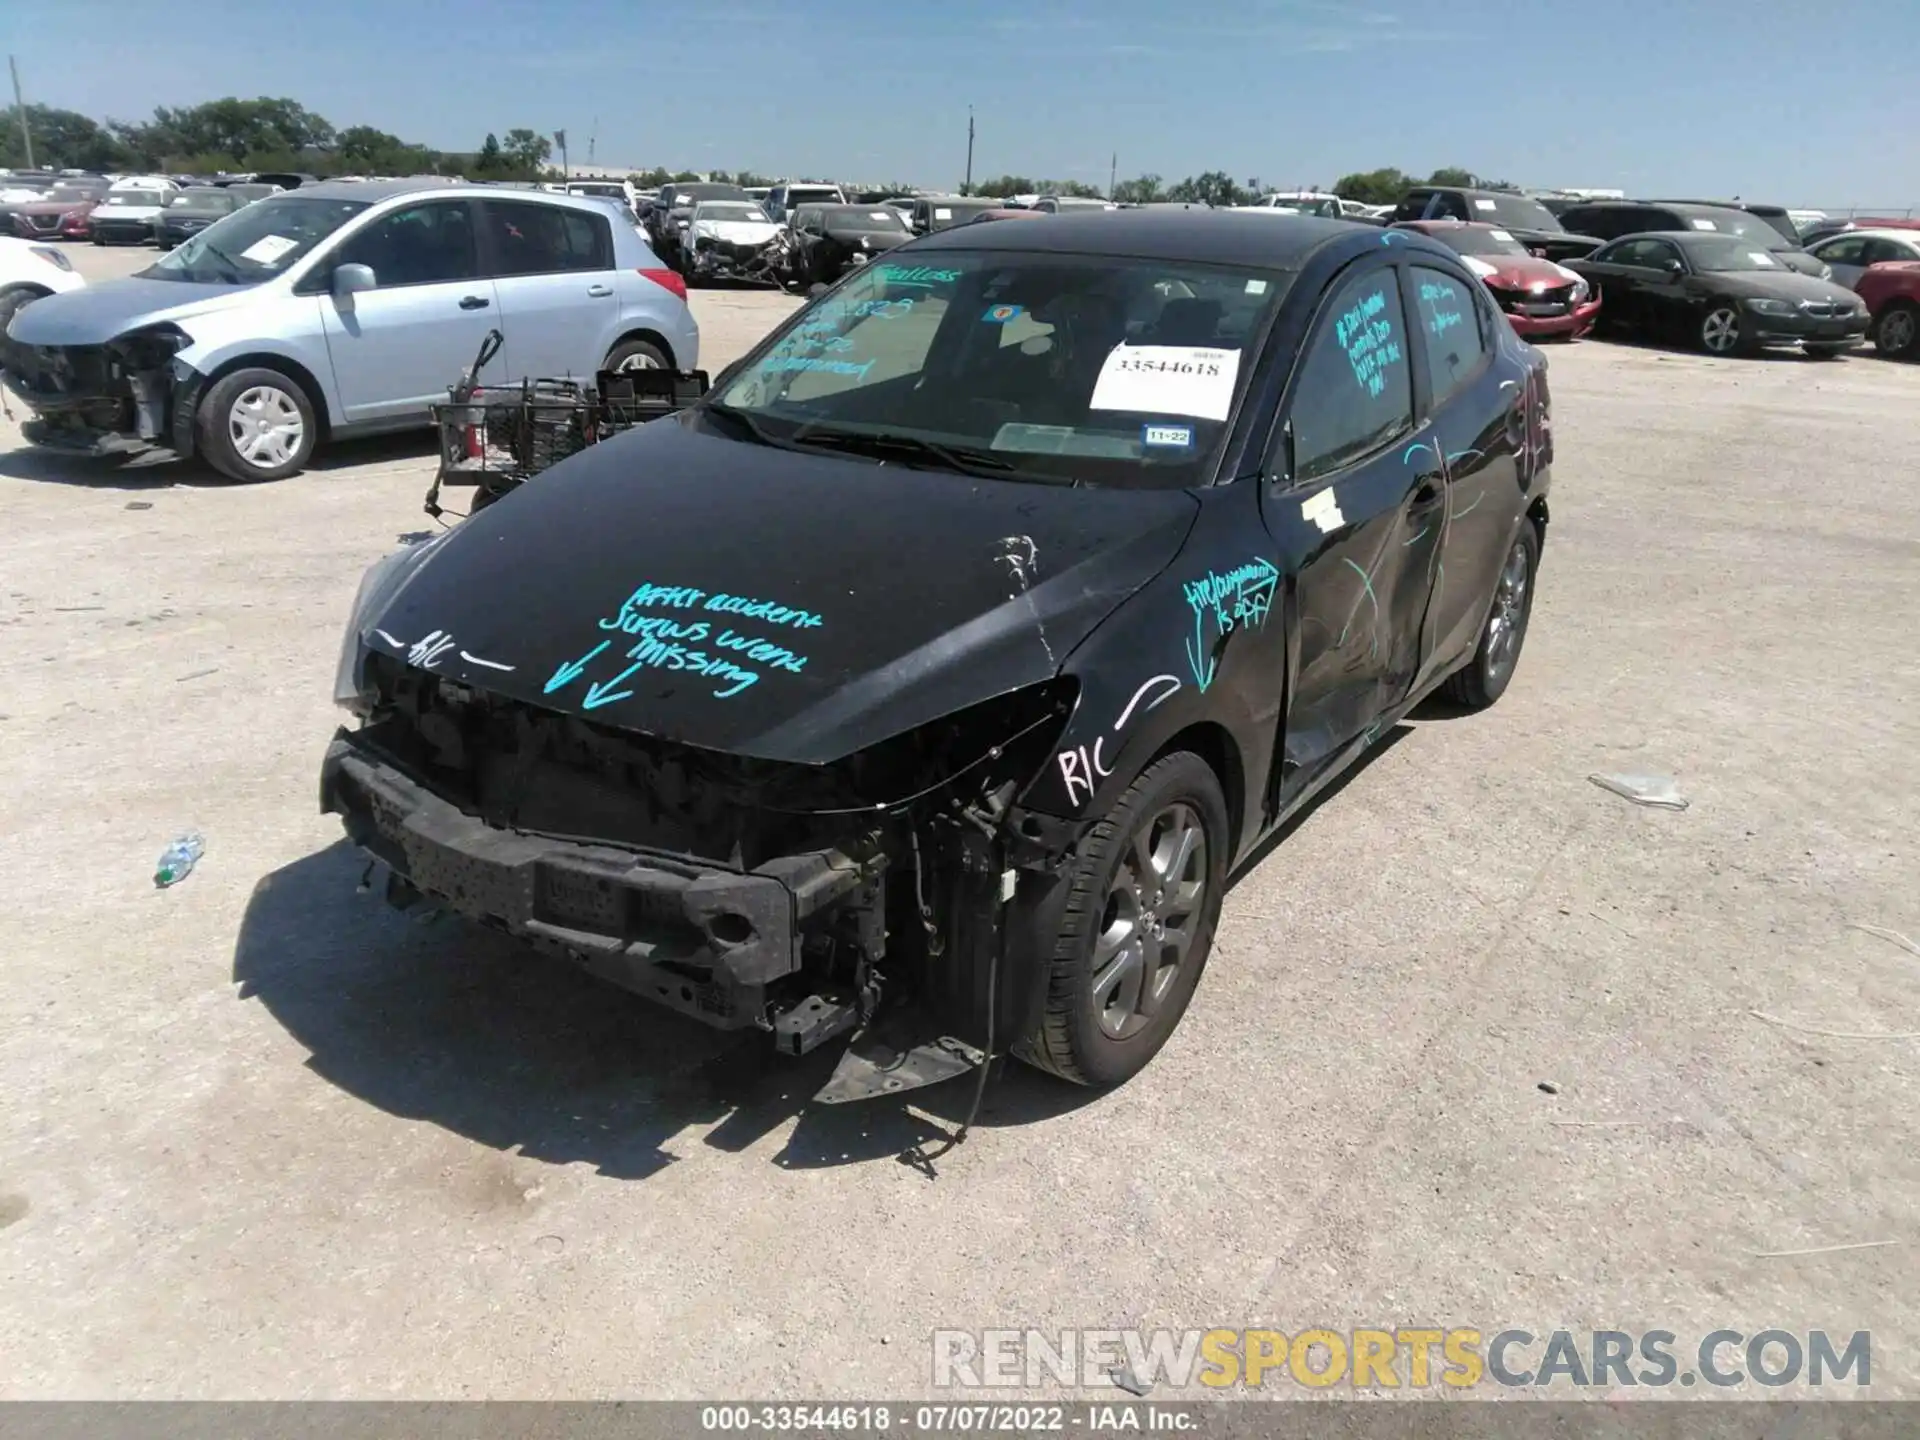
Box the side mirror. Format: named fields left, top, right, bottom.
left=1662, top=258, right=1684, bottom=276
left=807, top=282, right=829, bottom=298
left=332, top=263, right=376, bottom=299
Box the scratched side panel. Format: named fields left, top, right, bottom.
left=1020, top=483, right=1285, bottom=864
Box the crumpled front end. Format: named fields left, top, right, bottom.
left=323, top=650, right=1083, bottom=1075
left=689, top=228, right=791, bottom=285
left=0, top=326, right=201, bottom=459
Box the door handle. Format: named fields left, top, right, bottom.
left=586, top=284, right=613, bottom=297
left=458, top=295, right=490, bottom=310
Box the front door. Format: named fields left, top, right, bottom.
left=1814, top=234, right=1870, bottom=288
left=1262, top=258, right=1440, bottom=795
left=318, top=198, right=498, bottom=425
left=478, top=199, right=620, bottom=381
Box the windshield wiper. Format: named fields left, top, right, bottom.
left=703, top=401, right=811, bottom=452
left=787, top=424, right=1018, bottom=478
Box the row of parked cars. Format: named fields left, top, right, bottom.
left=0, top=170, right=297, bottom=247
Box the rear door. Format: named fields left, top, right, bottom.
left=1402, top=262, right=1523, bottom=684
left=315, top=197, right=497, bottom=425
left=1261, top=257, right=1441, bottom=790
left=478, top=199, right=620, bottom=381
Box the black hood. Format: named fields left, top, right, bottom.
left=367, top=419, right=1198, bottom=765
left=1694, top=268, right=1861, bottom=304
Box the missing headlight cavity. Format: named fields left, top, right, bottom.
left=325, top=658, right=1082, bottom=1067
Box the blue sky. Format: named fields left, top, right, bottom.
left=9, top=0, right=1918, bottom=206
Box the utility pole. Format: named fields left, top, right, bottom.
left=963, top=106, right=974, bottom=196
left=9, top=56, right=32, bottom=171
left=589, top=116, right=597, bottom=167
left=1109, top=151, right=1117, bottom=200
left=555, top=129, right=569, bottom=184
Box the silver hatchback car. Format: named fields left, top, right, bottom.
left=0, top=180, right=700, bottom=481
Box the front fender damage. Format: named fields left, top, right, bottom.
left=0, top=324, right=198, bottom=459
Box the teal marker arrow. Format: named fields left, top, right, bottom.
left=582, top=661, right=644, bottom=711
left=544, top=639, right=610, bottom=695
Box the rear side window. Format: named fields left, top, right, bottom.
left=1409, top=266, right=1486, bottom=407
left=482, top=200, right=613, bottom=276
left=1286, top=266, right=1414, bottom=483
left=1391, top=191, right=1433, bottom=222
left=334, top=200, right=476, bottom=287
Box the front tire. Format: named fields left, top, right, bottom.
left=1871, top=300, right=1919, bottom=359
left=1699, top=301, right=1745, bottom=355
left=1016, top=751, right=1229, bottom=1088
left=1440, top=521, right=1539, bottom=709
left=195, top=368, right=318, bottom=483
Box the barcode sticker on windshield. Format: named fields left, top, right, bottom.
left=240, top=234, right=299, bottom=265
left=1091, top=345, right=1241, bottom=421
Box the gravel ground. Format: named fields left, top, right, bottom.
left=1, top=241, right=1915, bottom=1401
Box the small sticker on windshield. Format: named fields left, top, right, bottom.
left=1474, top=198, right=1496, bottom=211
left=240, top=234, right=299, bottom=265
left=869, top=211, right=891, bottom=222
left=934, top=207, right=953, bottom=220
left=982, top=303, right=1025, bottom=323
left=1142, top=423, right=1194, bottom=449
left=1246, top=279, right=1269, bottom=295
left=1690, top=218, right=1717, bottom=230
left=1749, top=251, right=1777, bottom=266
left=1490, top=229, right=1515, bottom=242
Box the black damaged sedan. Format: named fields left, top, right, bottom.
left=323, top=212, right=1553, bottom=1102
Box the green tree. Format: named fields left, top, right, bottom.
left=670, top=169, right=702, bottom=183
left=501, top=128, right=552, bottom=173
left=0, top=105, right=131, bottom=170
left=1333, top=167, right=1412, bottom=205
left=1111, top=173, right=1165, bottom=204
left=1167, top=170, right=1247, bottom=207
left=474, top=133, right=505, bottom=174
left=1426, top=166, right=1478, bottom=188
left=631, top=167, right=674, bottom=188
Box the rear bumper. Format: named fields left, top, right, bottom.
left=321, top=732, right=873, bottom=1030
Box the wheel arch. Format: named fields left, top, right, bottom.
left=607, top=326, right=676, bottom=369
left=1147, top=721, right=1247, bottom=864
left=196, top=351, right=335, bottom=438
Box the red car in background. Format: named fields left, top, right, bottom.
left=1393, top=219, right=1602, bottom=339
left=1857, top=261, right=1920, bottom=359
left=10, top=183, right=107, bottom=241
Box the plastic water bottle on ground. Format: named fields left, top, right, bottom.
left=154, top=832, right=206, bottom=889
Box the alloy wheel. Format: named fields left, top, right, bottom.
left=1484, top=536, right=1531, bottom=686
left=1090, top=802, right=1208, bottom=1041
left=1701, top=307, right=1741, bottom=354
left=228, top=385, right=305, bottom=469
left=1881, top=308, right=1917, bottom=355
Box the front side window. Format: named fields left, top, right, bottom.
left=336, top=201, right=477, bottom=287
left=1814, top=235, right=1870, bottom=266
left=706, top=252, right=1289, bottom=488
left=1285, top=267, right=1414, bottom=484
left=141, top=194, right=372, bottom=284
left=482, top=200, right=611, bottom=275
left=1409, top=265, right=1486, bottom=408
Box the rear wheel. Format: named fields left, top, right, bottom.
left=1440, top=521, right=1539, bottom=709
left=196, top=368, right=318, bottom=483
left=1016, top=751, right=1228, bottom=1088
left=603, top=338, right=669, bottom=373
left=1699, top=302, right=1745, bottom=355
left=1872, top=300, right=1919, bottom=359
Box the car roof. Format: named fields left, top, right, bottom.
left=1814, top=226, right=1920, bottom=241
left=1398, top=219, right=1502, bottom=231
left=294, top=178, right=456, bottom=202
left=915, top=208, right=1353, bottom=267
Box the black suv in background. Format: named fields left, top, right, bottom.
left=1555, top=201, right=1828, bottom=277
left=1390, top=186, right=1600, bottom=261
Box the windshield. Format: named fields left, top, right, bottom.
left=140, top=194, right=371, bottom=284
left=673, top=185, right=747, bottom=206
left=1682, top=210, right=1794, bottom=249
left=1268, top=197, right=1340, bottom=217
left=1478, top=194, right=1562, bottom=232
left=696, top=203, right=769, bottom=221
left=45, top=186, right=99, bottom=203
left=1429, top=225, right=1531, bottom=258
left=172, top=189, right=234, bottom=208
left=1687, top=236, right=1790, bottom=273
left=705, top=252, right=1289, bottom=488
left=101, top=192, right=159, bottom=209
left=826, top=208, right=906, bottom=230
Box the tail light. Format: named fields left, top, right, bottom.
left=638, top=266, right=687, bottom=302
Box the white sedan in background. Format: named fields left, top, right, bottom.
left=0, top=236, right=87, bottom=336
left=1807, top=228, right=1920, bottom=289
